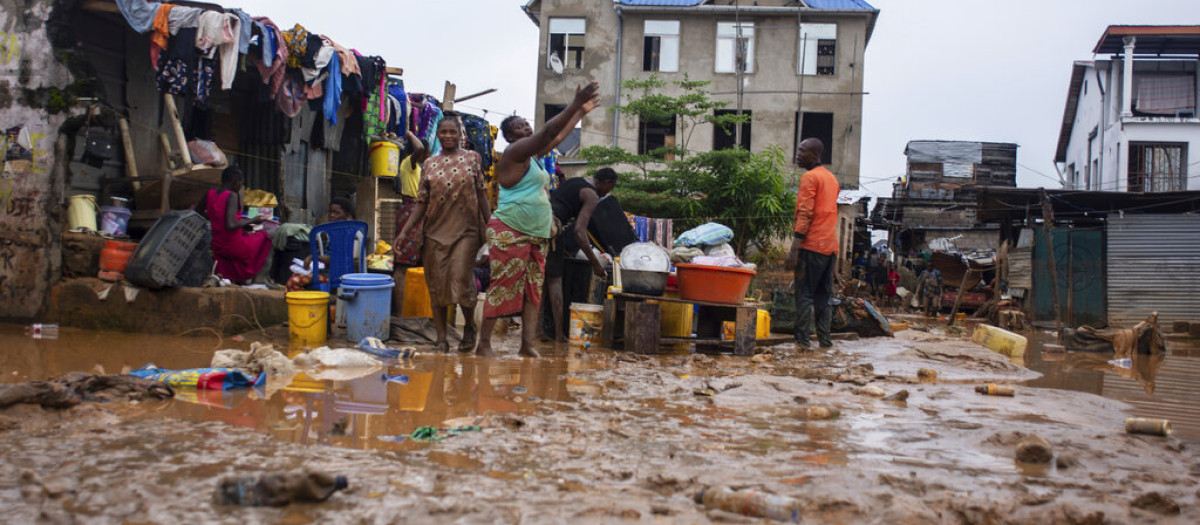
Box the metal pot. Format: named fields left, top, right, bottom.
left=621, top=269, right=669, bottom=296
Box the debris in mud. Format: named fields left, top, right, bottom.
left=1015, top=434, right=1054, bottom=464
left=883, top=389, right=910, bottom=402
left=0, top=373, right=174, bottom=409
left=1125, top=417, right=1172, bottom=437
left=1131, top=491, right=1181, bottom=515
left=917, top=368, right=938, bottom=382
left=976, top=384, right=1015, bottom=397
left=214, top=470, right=348, bottom=507
left=857, top=385, right=886, bottom=397
left=804, top=406, right=840, bottom=420
left=1055, top=453, right=1079, bottom=469
left=211, top=342, right=294, bottom=378
left=750, top=353, right=773, bottom=364
left=695, top=486, right=800, bottom=522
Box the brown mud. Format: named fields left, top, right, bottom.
left=1, top=323, right=1198, bottom=523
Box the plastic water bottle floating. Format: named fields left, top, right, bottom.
left=382, top=373, right=410, bottom=385
left=25, top=323, right=59, bottom=339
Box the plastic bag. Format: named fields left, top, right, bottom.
left=704, top=243, right=737, bottom=258
left=188, top=139, right=228, bottom=167
left=675, top=223, right=733, bottom=247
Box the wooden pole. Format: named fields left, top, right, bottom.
left=947, top=268, right=974, bottom=327
left=117, top=118, right=139, bottom=189
left=1041, top=189, right=1064, bottom=338
left=441, top=81, right=457, bottom=112
left=162, top=94, right=191, bottom=169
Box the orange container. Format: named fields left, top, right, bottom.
left=674, top=263, right=756, bottom=304
left=98, top=240, right=137, bottom=278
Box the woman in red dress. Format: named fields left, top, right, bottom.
left=202, top=166, right=271, bottom=283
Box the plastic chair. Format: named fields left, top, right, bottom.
left=308, top=220, right=367, bottom=293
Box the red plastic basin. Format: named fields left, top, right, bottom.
left=674, top=263, right=756, bottom=304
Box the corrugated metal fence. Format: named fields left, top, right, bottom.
left=1108, top=214, right=1200, bottom=326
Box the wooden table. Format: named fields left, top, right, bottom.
left=601, top=292, right=786, bottom=356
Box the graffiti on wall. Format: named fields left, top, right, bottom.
left=0, top=31, right=19, bottom=66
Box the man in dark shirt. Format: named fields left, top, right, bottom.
left=546, top=168, right=619, bottom=341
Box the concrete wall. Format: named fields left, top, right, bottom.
left=0, top=0, right=73, bottom=320
left=531, top=0, right=870, bottom=188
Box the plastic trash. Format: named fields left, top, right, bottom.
left=382, top=373, right=410, bottom=385
left=1107, top=358, right=1132, bottom=369
left=1125, top=417, right=1171, bottom=436
left=975, top=384, right=1015, bottom=397
left=357, top=337, right=417, bottom=360
left=215, top=471, right=347, bottom=507
left=694, top=486, right=800, bottom=522
left=25, top=323, right=59, bottom=339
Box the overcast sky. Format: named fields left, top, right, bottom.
left=247, top=0, right=1195, bottom=198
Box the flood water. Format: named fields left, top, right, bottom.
left=1022, top=331, right=1200, bottom=441
left=3, top=321, right=1199, bottom=454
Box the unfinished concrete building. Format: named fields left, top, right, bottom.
left=521, top=0, right=879, bottom=189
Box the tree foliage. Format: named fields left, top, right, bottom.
left=580, top=76, right=794, bottom=256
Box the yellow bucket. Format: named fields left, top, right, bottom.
left=368, top=141, right=400, bottom=178
left=68, top=194, right=98, bottom=231
left=402, top=267, right=434, bottom=318
left=722, top=309, right=772, bottom=340
left=660, top=290, right=693, bottom=337
left=287, top=291, right=329, bottom=347
left=568, top=303, right=604, bottom=345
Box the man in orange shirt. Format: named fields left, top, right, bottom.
left=785, top=138, right=840, bottom=348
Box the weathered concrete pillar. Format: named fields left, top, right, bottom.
left=1121, top=36, right=1136, bottom=118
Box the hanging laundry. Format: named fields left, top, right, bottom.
left=167, top=6, right=202, bottom=34
left=301, top=40, right=334, bottom=84
left=461, top=113, right=494, bottom=170
left=227, top=8, right=253, bottom=55
left=275, top=72, right=306, bottom=118
left=196, top=10, right=239, bottom=90
left=281, top=24, right=309, bottom=69
left=149, top=4, right=172, bottom=53
left=326, top=39, right=361, bottom=78
left=156, top=27, right=197, bottom=96
left=253, top=18, right=287, bottom=97
left=114, top=0, right=159, bottom=33
left=323, top=52, right=342, bottom=124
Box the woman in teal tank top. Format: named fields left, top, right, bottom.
left=476, top=82, right=602, bottom=358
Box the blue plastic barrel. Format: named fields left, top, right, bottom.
left=338, top=273, right=395, bottom=342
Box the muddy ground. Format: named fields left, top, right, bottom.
left=1, top=327, right=1198, bottom=524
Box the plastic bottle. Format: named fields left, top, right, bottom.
left=382, top=373, right=410, bottom=385
left=215, top=471, right=348, bottom=507
left=25, top=323, right=59, bottom=339
left=975, top=384, right=1015, bottom=397
left=694, top=487, right=800, bottom=522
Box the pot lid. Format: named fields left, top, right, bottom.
left=619, top=242, right=671, bottom=272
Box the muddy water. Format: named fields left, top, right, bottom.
left=1022, top=332, right=1200, bottom=441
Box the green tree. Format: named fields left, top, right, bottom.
left=580, top=76, right=794, bottom=257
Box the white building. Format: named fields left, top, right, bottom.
left=1055, top=26, right=1200, bottom=193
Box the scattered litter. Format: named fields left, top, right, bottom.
left=1107, top=358, right=1132, bottom=369
left=804, top=406, right=840, bottom=420
left=693, top=388, right=716, bottom=397
left=211, top=342, right=294, bottom=378
left=215, top=470, right=347, bottom=506
left=694, top=486, right=800, bottom=522
left=0, top=372, right=174, bottom=409
left=883, top=389, right=910, bottom=402
left=356, top=337, right=417, bottom=360
left=512, top=386, right=528, bottom=394
left=975, top=384, right=1015, bottom=397
left=129, top=364, right=265, bottom=390
left=1125, top=417, right=1171, bottom=437
left=916, top=368, right=938, bottom=382
left=386, top=425, right=483, bottom=443
left=382, top=373, right=410, bottom=385
left=857, top=385, right=886, bottom=397
left=24, top=323, right=58, bottom=340
left=293, top=347, right=382, bottom=369
left=1015, top=434, right=1053, bottom=464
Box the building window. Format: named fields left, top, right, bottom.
left=797, top=112, right=834, bottom=166
left=544, top=104, right=567, bottom=126
left=715, top=22, right=754, bottom=73
left=1133, top=74, right=1196, bottom=117
left=548, top=18, right=586, bottom=70
left=1128, top=142, right=1187, bottom=192
left=1067, top=163, right=1076, bottom=189
left=712, top=109, right=751, bottom=150
left=799, top=23, right=836, bottom=75
left=643, top=21, right=680, bottom=73
left=638, top=117, right=677, bottom=160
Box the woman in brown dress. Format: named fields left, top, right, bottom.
left=394, top=117, right=490, bottom=352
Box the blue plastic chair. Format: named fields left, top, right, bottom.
left=308, top=220, right=368, bottom=293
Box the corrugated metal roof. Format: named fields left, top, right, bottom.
left=804, top=0, right=877, bottom=10
left=617, top=0, right=706, bottom=6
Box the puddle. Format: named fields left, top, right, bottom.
left=1023, top=332, right=1200, bottom=441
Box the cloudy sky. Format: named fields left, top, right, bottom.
left=248, top=0, right=1194, bottom=197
